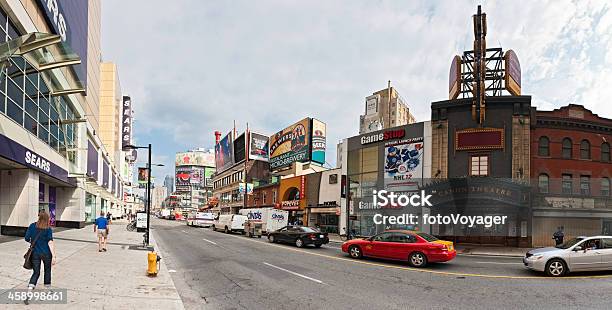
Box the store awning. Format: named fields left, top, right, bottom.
left=0, top=32, right=85, bottom=96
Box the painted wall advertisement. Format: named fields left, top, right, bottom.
left=269, top=118, right=310, bottom=169
left=215, top=131, right=234, bottom=172
left=311, top=119, right=326, bottom=165
left=249, top=132, right=269, bottom=161
left=383, top=138, right=424, bottom=191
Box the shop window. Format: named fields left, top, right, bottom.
left=562, top=138, right=572, bottom=159
left=602, top=143, right=610, bottom=163
left=602, top=178, right=610, bottom=197
left=562, top=174, right=573, bottom=194
left=580, top=140, right=591, bottom=160
left=538, top=136, right=549, bottom=156
left=538, top=174, right=549, bottom=193
left=470, top=155, right=488, bottom=176
left=580, top=175, right=590, bottom=195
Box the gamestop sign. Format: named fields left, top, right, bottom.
left=360, top=129, right=405, bottom=145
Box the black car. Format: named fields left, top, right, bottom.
left=268, top=226, right=329, bottom=248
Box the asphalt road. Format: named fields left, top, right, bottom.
left=152, top=218, right=612, bottom=310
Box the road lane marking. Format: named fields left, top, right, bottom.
left=263, top=262, right=325, bottom=284
left=202, top=238, right=217, bottom=245
left=217, top=231, right=612, bottom=280
left=474, top=262, right=523, bottom=265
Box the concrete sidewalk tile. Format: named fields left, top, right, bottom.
left=0, top=222, right=184, bottom=309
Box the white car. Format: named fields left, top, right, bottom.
left=212, top=214, right=247, bottom=234
left=523, top=236, right=612, bottom=276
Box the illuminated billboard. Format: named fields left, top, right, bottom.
left=269, top=118, right=311, bottom=170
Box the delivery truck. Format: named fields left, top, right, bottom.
left=239, top=208, right=289, bottom=234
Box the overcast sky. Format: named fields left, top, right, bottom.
left=101, top=0, right=612, bottom=184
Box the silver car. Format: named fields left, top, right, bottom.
left=523, top=236, right=612, bottom=277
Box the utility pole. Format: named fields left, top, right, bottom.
left=146, top=143, right=152, bottom=246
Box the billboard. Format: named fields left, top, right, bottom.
left=175, top=151, right=215, bottom=167
left=190, top=167, right=204, bottom=185
left=121, top=96, right=132, bottom=151
left=86, top=140, right=98, bottom=179
left=505, top=50, right=521, bottom=96
left=175, top=167, right=191, bottom=186
left=269, top=118, right=311, bottom=170
left=233, top=133, right=246, bottom=163
left=383, top=139, right=424, bottom=191
left=215, top=131, right=234, bottom=172
left=249, top=132, right=269, bottom=161
left=36, top=0, right=89, bottom=87
left=311, top=119, right=326, bottom=165
left=102, top=161, right=109, bottom=188
left=449, top=55, right=461, bottom=100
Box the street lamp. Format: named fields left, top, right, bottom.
left=124, top=144, right=163, bottom=247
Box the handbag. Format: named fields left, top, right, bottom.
left=23, top=228, right=44, bottom=270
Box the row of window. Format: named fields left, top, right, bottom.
left=538, top=174, right=610, bottom=196
left=538, top=137, right=610, bottom=162
left=213, top=170, right=244, bottom=189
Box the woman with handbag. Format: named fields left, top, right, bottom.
left=24, top=211, right=56, bottom=291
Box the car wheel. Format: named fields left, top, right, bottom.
left=295, top=238, right=305, bottom=248
left=224, top=226, right=229, bottom=234
left=348, top=245, right=362, bottom=259
left=268, top=235, right=275, bottom=243
left=315, top=244, right=322, bottom=248
left=409, top=252, right=428, bottom=268
left=545, top=259, right=566, bottom=277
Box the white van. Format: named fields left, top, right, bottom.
left=187, top=212, right=215, bottom=227
left=212, top=214, right=247, bottom=233
left=239, top=208, right=289, bottom=234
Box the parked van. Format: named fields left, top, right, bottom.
left=239, top=208, right=289, bottom=234
left=212, top=214, right=247, bottom=233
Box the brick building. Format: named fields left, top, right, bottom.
left=530, top=104, right=612, bottom=246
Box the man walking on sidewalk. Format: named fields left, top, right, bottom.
left=94, top=212, right=109, bottom=252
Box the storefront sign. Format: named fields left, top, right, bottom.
left=360, top=129, right=405, bottom=145
left=0, top=134, right=69, bottom=183
left=269, top=118, right=311, bottom=169
left=121, top=96, right=132, bottom=150
left=281, top=200, right=300, bottom=210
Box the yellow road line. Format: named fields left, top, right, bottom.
left=211, top=230, right=612, bottom=280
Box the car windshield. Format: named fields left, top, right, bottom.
left=301, top=227, right=318, bottom=233
left=416, top=232, right=439, bottom=242
left=556, top=237, right=584, bottom=249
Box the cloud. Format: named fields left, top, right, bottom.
left=101, top=0, right=612, bottom=181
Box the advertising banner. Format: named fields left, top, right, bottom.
left=311, top=119, right=326, bottom=165
left=383, top=139, right=424, bottom=191
left=190, top=167, right=203, bottom=185
left=87, top=140, right=98, bottom=179
left=175, top=167, right=191, bottom=186
left=121, top=96, right=132, bottom=150
left=269, top=118, right=310, bottom=170
left=175, top=151, right=215, bottom=167
left=102, top=161, right=109, bottom=188
left=233, top=133, right=246, bottom=163
left=215, top=131, right=234, bottom=172
left=249, top=132, right=269, bottom=161
left=138, top=167, right=148, bottom=189
left=204, top=167, right=214, bottom=187
left=238, top=183, right=254, bottom=195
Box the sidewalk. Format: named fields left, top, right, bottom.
left=0, top=220, right=184, bottom=309
left=327, top=233, right=532, bottom=257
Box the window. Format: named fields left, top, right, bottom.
left=262, top=192, right=267, bottom=204
left=389, top=233, right=416, bottom=243
left=562, top=174, right=573, bottom=194
left=470, top=155, right=488, bottom=176
left=272, top=190, right=277, bottom=203
left=602, top=143, right=610, bottom=163
left=580, top=140, right=591, bottom=159
left=538, top=136, right=550, bottom=156
left=538, top=174, right=549, bottom=193
left=372, top=232, right=393, bottom=242
left=580, top=176, right=590, bottom=195
left=603, top=238, right=612, bottom=249
left=562, top=138, right=572, bottom=159
left=602, top=178, right=610, bottom=197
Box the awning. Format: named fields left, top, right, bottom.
left=309, top=207, right=338, bottom=214
left=0, top=32, right=85, bottom=96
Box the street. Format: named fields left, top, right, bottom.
left=152, top=219, right=612, bottom=310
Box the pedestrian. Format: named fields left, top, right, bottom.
left=553, top=226, right=564, bottom=246
left=94, top=211, right=109, bottom=252
left=24, top=211, right=56, bottom=292
left=106, top=212, right=112, bottom=224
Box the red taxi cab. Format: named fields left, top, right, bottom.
left=341, top=230, right=456, bottom=267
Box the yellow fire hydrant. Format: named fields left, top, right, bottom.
left=147, top=251, right=160, bottom=276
